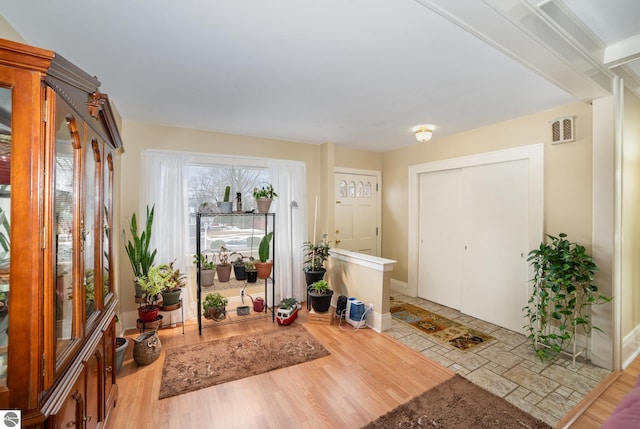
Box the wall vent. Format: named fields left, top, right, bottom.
left=550, top=116, right=575, bottom=144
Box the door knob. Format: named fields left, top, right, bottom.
left=335, top=239, right=341, bottom=244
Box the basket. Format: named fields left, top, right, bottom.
left=133, top=330, right=162, bottom=365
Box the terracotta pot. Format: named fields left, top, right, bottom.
left=256, top=198, right=272, bottom=213
left=216, top=264, right=232, bottom=283
left=255, top=261, right=273, bottom=279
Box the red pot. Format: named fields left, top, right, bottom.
left=138, top=305, right=160, bottom=322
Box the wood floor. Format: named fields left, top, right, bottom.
left=558, top=354, right=640, bottom=428
left=108, top=309, right=453, bottom=429
left=107, top=308, right=639, bottom=429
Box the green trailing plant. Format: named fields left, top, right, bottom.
left=303, top=233, right=331, bottom=272
left=523, top=233, right=612, bottom=361
left=258, top=232, right=273, bottom=263
left=223, top=185, right=231, bottom=202
left=122, top=205, right=156, bottom=279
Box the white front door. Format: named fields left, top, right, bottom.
left=335, top=172, right=379, bottom=255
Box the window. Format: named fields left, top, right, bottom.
left=187, top=163, right=270, bottom=256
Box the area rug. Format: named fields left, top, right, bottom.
left=158, top=325, right=329, bottom=399
left=362, top=374, right=551, bottom=429
left=390, top=302, right=493, bottom=351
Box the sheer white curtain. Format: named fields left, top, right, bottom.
left=140, top=150, right=196, bottom=319
left=269, top=159, right=307, bottom=306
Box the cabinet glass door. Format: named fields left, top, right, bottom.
left=0, top=86, right=10, bottom=387
left=103, top=152, right=113, bottom=301
left=53, top=103, right=80, bottom=364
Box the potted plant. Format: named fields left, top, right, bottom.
left=255, top=232, right=274, bottom=279
left=231, top=252, right=247, bottom=280
left=194, top=252, right=215, bottom=287
left=524, top=233, right=612, bottom=361
left=253, top=184, right=278, bottom=213
left=203, top=292, right=228, bottom=321
left=135, top=265, right=166, bottom=322
left=308, top=279, right=333, bottom=313
left=303, top=233, right=331, bottom=286
left=215, top=245, right=232, bottom=282
left=217, top=185, right=233, bottom=213
left=244, top=259, right=258, bottom=283
left=159, top=261, right=186, bottom=308
left=276, top=297, right=301, bottom=325
left=123, top=205, right=157, bottom=298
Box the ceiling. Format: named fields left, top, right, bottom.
left=0, top=0, right=638, bottom=152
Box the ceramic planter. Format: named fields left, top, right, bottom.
left=256, top=198, right=272, bottom=213
left=138, top=305, right=160, bottom=322
left=200, top=269, right=214, bottom=287
left=161, top=289, right=181, bottom=307
left=216, top=264, right=232, bottom=283
left=309, top=290, right=333, bottom=313
left=255, top=261, right=273, bottom=279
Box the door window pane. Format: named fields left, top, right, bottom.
left=0, top=86, right=11, bottom=387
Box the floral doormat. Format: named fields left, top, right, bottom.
left=390, top=302, right=493, bottom=351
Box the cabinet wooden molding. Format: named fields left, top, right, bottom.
left=0, top=38, right=122, bottom=428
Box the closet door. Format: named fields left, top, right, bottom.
left=417, top=168, right=463, bottom=309
left=460, top=159, right=529, bottom=333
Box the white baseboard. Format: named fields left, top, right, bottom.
left=622, top=323, right=640, bottom=369
left=390, top=278, right=410, bottom=295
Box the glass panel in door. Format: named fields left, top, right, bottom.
left=84, top=140, right=97, bottom=319
left=0, top=86, right=11, bottom=387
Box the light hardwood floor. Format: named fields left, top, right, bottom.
left=559, top=354, right=640, bottom=428
left=108, top=309, right=639, bottom=429
left=108, top=310, right=453, bottom=429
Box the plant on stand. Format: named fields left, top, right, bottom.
left=203, top=292, right=228, bottom=321
left=308, top=279, right=334, bottom=313
left=135, top=265, right=166, bottom=323
left=253, top=184, right=277, bottom=213
left=217, top=185, right=233, bottom=213
left=123, top=205, right=157, bottom=298
left=159, top=261, right=186, bottom=308
left=244, top=258, right=258, bottom=283
left=231, top=252, right=247, bottom=281
left=303, top=233, right=331, bottom=286
left=524, top=233, right=612, bottom=362
left=255, top=232, right=274, bottom=279
left=215, top=245, right=232, bottom=283
left=194, top=252, right=216, bottom=287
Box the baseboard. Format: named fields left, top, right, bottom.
left=390, top=278, right=409, bottom=295
left=622, top=324, right=640, bottom=369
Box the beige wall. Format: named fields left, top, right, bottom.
left=621, top=89, right=640, bottom=339
left=381, top=102, right=594, bottom=283
left=118, top=120, right=332, bottom=314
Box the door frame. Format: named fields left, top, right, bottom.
left=334, top=167, right=382, bottom=256
left=407, top=143, right=544, bottom=298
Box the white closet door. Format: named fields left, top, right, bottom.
left=460, top=159, right=529, bottom=332
left=417, top=168, right=463, bottom=309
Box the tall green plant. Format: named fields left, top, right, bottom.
left=258, top=232, right=273, bottom=263
left=123, top=205, right=157, bottom=278
left=523, top=233, right=612, bottom=361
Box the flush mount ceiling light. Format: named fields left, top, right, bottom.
left=412, top=125, right=433, bottom=142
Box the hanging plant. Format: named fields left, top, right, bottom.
left=523, top=233, right=612, bottom=361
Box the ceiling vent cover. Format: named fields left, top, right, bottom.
left=550, top=116, right=575, bottom=144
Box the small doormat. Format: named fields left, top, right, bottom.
left=158, top=325, right=330, bottom=399
left=390, top=302, right=493, bottom=351
left=361, top=374, right=551, bottom=429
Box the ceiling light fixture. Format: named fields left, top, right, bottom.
left=412, top=125, right=433, bottom=142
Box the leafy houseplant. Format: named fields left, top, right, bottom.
left=303, top=233, right=331, bottom=286
left=194, top=252, right=215, bottom=287
left=203, top=292, right=228, bottom=321
left=523, top=233, right=612, bottom=362
left=253, top=184, right=277, bottom=213
left=123, top=205, right=157, bottom=297
left=255, top=232, right=274, bottom=279
left=244, top=259, right=258, bottom=283
left=276, top=297, right=301, bottom=325
left=135, top=264, right=166, bottom=322
left=159, top=261, right=186, bottom=307
left=215, top=245, right=232, bottom=282
left=308, top=279, right=333, bottom=313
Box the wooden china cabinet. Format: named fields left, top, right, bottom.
left=0, top=39, right=122, bottom=428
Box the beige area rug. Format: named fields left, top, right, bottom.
left=390, top=302, right=493, bottom=351
left=362, top=374, right=551, bottom=429
left=158, top=325, right=330, bottom=399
